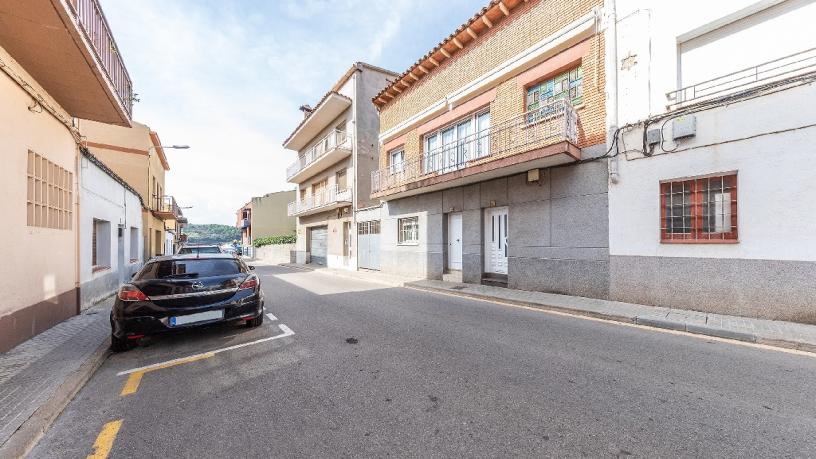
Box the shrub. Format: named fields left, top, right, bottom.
left=253, top=234, right=296, bottom=248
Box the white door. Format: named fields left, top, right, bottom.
left=447, top=213, right=463, bottom=271
left=484, top=207, right=508, bottom=274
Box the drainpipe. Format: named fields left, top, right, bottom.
left=604, top=0, right=619, bottom=183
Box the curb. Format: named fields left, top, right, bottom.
left=0, top=338, right=111, bottom=458
left=407, top=284, right=815, bottom=354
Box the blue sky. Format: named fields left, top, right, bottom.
left=104, top=0, right=487, bottom=225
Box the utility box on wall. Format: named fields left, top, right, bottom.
left=672, top=115, right=697, bottom=140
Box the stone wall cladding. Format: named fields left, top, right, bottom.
left=378, top=0, right=605, bottom=169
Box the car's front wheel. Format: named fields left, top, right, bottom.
left=246, top=313, right=264, bottom=328
left=110, top=333, right=134, bottom=352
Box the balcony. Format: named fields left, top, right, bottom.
left=287, top=130, right=352, bottom=183
left=0, top=0, right=133, bottom=125
left=667, top=47, right=816, bottom=110
left=288, top=185, right=352, bottom=217
left=238, top=218, right=250, bottom=229
left=371, top=99, right=580, bottom=200
left=152, top=196, right=181, bottom=221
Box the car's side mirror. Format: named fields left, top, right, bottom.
left=248, top=265, right=256, bottom=270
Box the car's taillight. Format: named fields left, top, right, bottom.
left=239, top=275, right=258, bottom=290
left=118, top=285, right=149, bottom=302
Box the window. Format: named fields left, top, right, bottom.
left=397, top=217, right=419, bottom=245
left=137, top=258, right=244, bottom=280
left=129, top=227, right=139, bottom=262
left=358, top=220, right=380, bottom=235
left=154, top=229, right=162, bottom=256
left=660, top=174, right=738, bottom=243
left=299, top=188, right=307, bottom=202
left=526, top=65, right=583, bottom=113
left=336, top=169, right=348, bottom=191
left=423, top=110, right=490, bottom=174
left=27, top=151, right=73, bottom=229
left=92, top=219, right=111, bottom=270
left=389, top=148, right=405, bottom=174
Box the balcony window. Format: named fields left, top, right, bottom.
left=398, top=217, right=419, bottom=245
left=389, top=148, right=405, bottom=174
left=526, top=66, right=583, bottom=118
left=336, top=168, right=348, bottom=191
left=660, top=174, right=738, bottom=243
left=423, top=110, right=490, bottom=174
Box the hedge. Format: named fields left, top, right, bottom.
left=253, top=234, right=296, bottom=248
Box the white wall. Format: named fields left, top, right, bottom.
left=79, top=155, right=142, bottom=300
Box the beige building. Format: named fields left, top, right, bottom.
left=79, top=120, right=179, bottom=260
left=235, top=191, right=296, bottom=253
left=0, top=0, right=133, bottom=351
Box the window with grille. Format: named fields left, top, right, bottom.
left=358, top=220, right=380, bottom=235
left=129, top=227, right=139, bottom=262
left=26, top=151, right=73, bottom=229
left=92, top=219, right=111, bottom=270
left=526, top=65, right=583, bottom=113
left=397, top=217, right=419, bottom=245
left=660, top=174, right=738, bottom=242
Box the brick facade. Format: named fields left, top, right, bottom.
left=378, top=0, right=606, bottom=170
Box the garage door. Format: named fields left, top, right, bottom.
left=357, top=220, right=380, bottom=270
left=309, top=226, right=328, bottom=265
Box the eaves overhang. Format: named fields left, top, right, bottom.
left=283, top=92, right=352, bottom=151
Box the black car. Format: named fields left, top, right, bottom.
left=111, top=254, right=264, bottom=351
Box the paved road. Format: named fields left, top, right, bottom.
left=31, top=265, right=816, bottom=458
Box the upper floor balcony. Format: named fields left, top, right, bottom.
left=152, top=195, right=181, bottom=221
left=667, top=47, right=816, bottom=110
left=287, top=185, right=352, bottom=218
left=0, top=0, right=133, bottom=125
left=371, top=99, right=580, bottom=200
left=286, top=129, right=352, bottom=183
left=238, top=218, right=250, bottom=229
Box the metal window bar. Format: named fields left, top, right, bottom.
left=661, top=175, right=737, bottom=241
left=371, top=99, right=577, bottom=194
left=667, top=47, right=816, bottom=109
left=286, top=130, right=350, bottom=179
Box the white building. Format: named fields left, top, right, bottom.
left=606, top=0, right=816, bottom=321
left=79, top=149, right=143, bottom=307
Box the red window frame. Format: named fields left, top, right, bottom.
left=660, top=174, right=738, bottom=243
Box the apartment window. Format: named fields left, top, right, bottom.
left=92, top=219, right=111, bottom=270
left=526, top=65, right=583, bottom=113
left=423, top=110, right=490, bottom=174
left=300, top=188, right=307, bottom=202
left=336, top=169, right=348, bottom=191
left=26, top=151, right=73, bottom=230
left=660, top=174, right=738, bottom=243
left=154, top=229, right=162, bottom=255
left=129, top=227, right=139, bottom=262
left=397, top=217, right=419, bottom=245
left=389, top=148, right=405, bottom=174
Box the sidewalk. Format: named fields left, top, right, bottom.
left=406, top=279, right=816, bottom=353
left=0, top=298, right=112, bottom=457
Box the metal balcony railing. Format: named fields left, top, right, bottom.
left=67, top=0, right=134, bottom=117
left=286, top=130, right=350, bottom=180
left=371, top=99, right=578, bottom=194
left=667, top=47, right=816, bottom=109
left=155, top=195, right=181, bottom=219
left=287, top=185, right=352, bottom=216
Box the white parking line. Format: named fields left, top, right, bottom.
left=266, top=313, right=278, bottom=321
left=116, top=323, right=295, bottom=376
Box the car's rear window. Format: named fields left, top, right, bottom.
left=137, top=259, right=243, bottom=280
left=178, top=246, right=221, bottom=254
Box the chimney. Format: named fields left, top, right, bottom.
left=299, top=104, right=313, bottom=119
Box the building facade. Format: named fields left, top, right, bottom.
left=79, top=120, right=180, bottom=260
left=79, top=149, right=143, bottom=307
left=251, top=191, right=296, bottom=239
left=236, top=201, right=252, bottom=249
left=370, top=0, right=609, bottom=295
left=607, top=0, right=816, bottom=321
left=0, top=0, right=133, bottom=351
left=284, top=63, right=397, bottom=269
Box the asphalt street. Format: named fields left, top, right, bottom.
left=30, top=265, right=816, bottom=458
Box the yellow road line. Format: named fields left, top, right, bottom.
left=87, top=419, right=123, bottom=459
left=119, top=352, right=215, bottom=397
left=407, top=286, right=816, bottom=359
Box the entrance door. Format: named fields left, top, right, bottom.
left=447, top=213, right=462, bottom=271
left=309, top=226, right=328, bottom=265
left=357, top=221, right=380, bottom=270
left=484, top=207, right=508, bottom=274
left=342, top=221, right=351, bottom=265
left=117, top=226, right=125, bottom=283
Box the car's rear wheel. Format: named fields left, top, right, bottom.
left=246, top=313, right=264, bottom=328
left=110, top=333, right=134, bottom=352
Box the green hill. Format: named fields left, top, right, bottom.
left=184, top=224, right=241, bottom=245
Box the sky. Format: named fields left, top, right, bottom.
left=103, top=0, right=487, bottom=225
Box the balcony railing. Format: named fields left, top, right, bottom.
left=371, top=99, right=578, bottom=194
left=286, top=130, right=350, bottom=180
left=287, top=185, right=352, bottom=216
left=667, top=47, right=816, bottom=109
left=67, top=0, right=134, bottom=117
left=153, top=195, right=181, bottom=220
left=239, top=218, right=250, bottom=229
